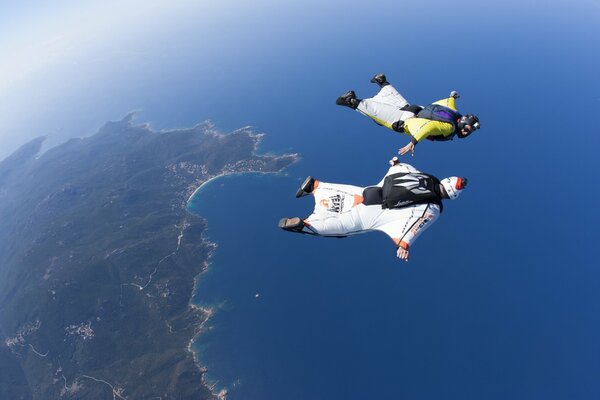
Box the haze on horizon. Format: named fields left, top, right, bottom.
left=0, top=0, right=247, bottom=160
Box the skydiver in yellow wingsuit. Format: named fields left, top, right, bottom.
left=336, top=73, right=481, bottom=156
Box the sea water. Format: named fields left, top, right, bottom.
left=188, top=172, right=464, bottom=400
left=188, top=165, right=600, bottom=400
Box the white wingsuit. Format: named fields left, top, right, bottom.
left=300, top=163, right=441, bottom=252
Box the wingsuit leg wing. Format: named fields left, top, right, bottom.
left=303, top=181, right=365, bottom=236
left=281, top=181, right=366, bottom=237
left=356, top=84, right=416, bottom=130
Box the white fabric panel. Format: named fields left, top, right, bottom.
left=356, top=84, right=415, bottom=126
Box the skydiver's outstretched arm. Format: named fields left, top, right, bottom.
left=431, top=91, right=460, bottom=110
left=374, top=203, right=441, bottom=262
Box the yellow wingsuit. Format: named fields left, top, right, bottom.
left=402, top=96, right=458, bottom=143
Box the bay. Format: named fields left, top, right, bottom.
left=188, top=172, right=419, bottom=400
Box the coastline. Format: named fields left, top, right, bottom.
left=187, top=233, right=222, bottom=398
left=177, top=119, right=299, bottom=398
left=184, top=169, right=295, bottom=398
left=187, top=170, right=290, bottom=204
left=0, top=116, right=299, bottom=399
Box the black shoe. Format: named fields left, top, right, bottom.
left=392, top=120, right=405, bottom=133
left=335, top=91, right=359, bottom=109
left=370, top=73, right=389, bottom=87
left=295, top=176, right=315, bottom=198
left=278, top=217, right=304, bottom=232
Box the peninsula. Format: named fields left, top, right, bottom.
left=0, top=115, right=297, bottom=399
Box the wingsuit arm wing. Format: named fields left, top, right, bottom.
left=404, top=118, right=457, bottom=143
left=374, top=204, right=440, bottom=251
left=432, top=96, right=458, bottom=111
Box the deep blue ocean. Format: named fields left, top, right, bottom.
left=188, top=145, right=599, bottom=400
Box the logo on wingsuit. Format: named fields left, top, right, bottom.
left=319, top=195, right=343, bottom=213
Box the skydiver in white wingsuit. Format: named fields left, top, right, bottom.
left=279, top=158, right=467, bottom=261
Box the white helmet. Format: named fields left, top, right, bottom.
left=441, top=177, right=467, bottom=199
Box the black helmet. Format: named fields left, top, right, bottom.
left=457, top=114, right=480, bottom=138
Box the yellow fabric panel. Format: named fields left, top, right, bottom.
left=404, top=118, right=454, bottom=142
left=358, top=111, right=394, bottom=130
left=432, top=96, right=457, bottom=111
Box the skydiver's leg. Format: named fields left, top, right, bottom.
left=355, top=100, right=415, bottom=130
left=278, top=217, right=305, bottom=232
left=354, top=84, right=416, bottom=130
left=370, top=84, right=409, bottom=108
left=303, top=207, right=363, bottom=236
left=295, top=176, right=316, bottom=198
left=297, top=181, right=364, bottom=236
left=370, top=73, right=389, bottom=87
left=280, top=181, right=364, bottom=236
left=380, top=86, right=423, bottom=115
left=335, top=91, right=360, bottom=109
left=310, top=181, right=364, bottom=216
